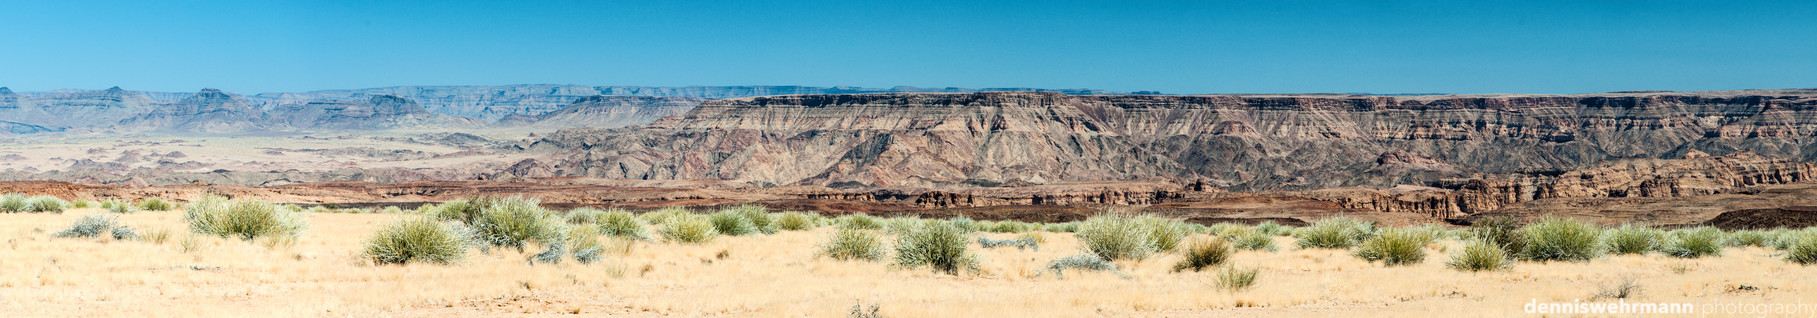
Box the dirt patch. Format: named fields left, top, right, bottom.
left=1702, top=206, right=1817, bottom=230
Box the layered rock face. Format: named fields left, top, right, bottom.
left=269, top=95, right=482, bottom=130
left=117, top=89, right=267, bottom=132
left=495, top=96, right=706, bottom=129
left=530, top=90, right=1817, bottom=191
left=0, top=86, right=160, bottom=130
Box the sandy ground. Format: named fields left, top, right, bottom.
left=2, top=210, right=1815, bottom=317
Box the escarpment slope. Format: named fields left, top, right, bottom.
left=530, top=90, right=1817, bottom=191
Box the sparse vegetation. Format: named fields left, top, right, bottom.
left=726, top=205, right=777, bottom=234
left=101, top=199, right=135, bottom=213
left=658, top=213, right=718, bottom=244
left=1253, top=221, right=1290, bottom=236
left=710, top=209, right=758, bottom=236
left=1215, top=265, right=1260, bottom=291
left=1785, top=230, right=1817, bottom=265
left=25, top=196, right=67, bottom=213
left=1517, top=217, right=1603, bottom=262
left=0, top=193, right=26, bottom=212
left=1724, top=230, right=1770, bottom=247
left=1173, top=236, right=1233, bottom=272
left=819, top=227, right=885, bottom=261
left=1353, top=227, right=1433, bottom=266
left=893, top=221, right=978, bottom=274
left=977, top=236, right=1040, bottom=251
left=1137, top=215, right=1191, bottom=252
left=462, top=196, right=567, bottom=251
left=1448, top=239, right=1512, bottom=272
left=1603, top=224, right=1665, bottom=255
left=593, top=209, right=649, bottom=240
left=835, top=214, right=883, bottom=230
left=362, top=217, right=472, bottom=265
left=1468, top=216, right=1525, bottom=255
left=1660, top=227, right=1724, bottom=258
left=55, top=213, right=122, bottom=238
left=638, top=207, right=689, bottom=225
left=1294, top=217, right=1374, bottom=249
left=184, top=196, right=306, bottom=241
left=1045, top=253, right=1123, bottom=279
left=1075, top=214, right=1157, bottom=261
left=137, top=198, right=174, bottom=211
left=776, top=211, right=817, bottom=231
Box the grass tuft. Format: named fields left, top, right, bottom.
left=1447, top=239, right=1513, bottom=272
left=1215, top=265, right=1260, bottom=291
left=710, top=209, right=758, bottom=236
left=776, top=211, right=817, bottom=231
left=1353, top=227, right=1433, bottom=266
left=362, top=217, right=471, bottom=265
left=137, top=198, right=174, bottom=211
left=893, top=221, right=978, bottom=274
left=1074, top=214, right=1157, bottom=261
left=819, top=227, right=885, bottom=261
left=1660, top=227, right=1724, bottom=258
left=1603, top=224, right=1665, bottom=255
left=1785, top=230, right=1817, bottom=265
left=1294, top=217, right=1374, bottom=249
left=184, top=196, right=307, bottom=241
left=1173, top=236, right=1233, bottom=272
left=1517, top=217, right=1603, bottom=262
left=465, top=196, right=567, bottom=251
left=658, top=213, right=718, bottom=244
left=55, top=213, right=120, bottom=238
left=1045, top=253, right=1124, bottom=279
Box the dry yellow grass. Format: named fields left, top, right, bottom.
left=2, top=210, right=1814, bottom=317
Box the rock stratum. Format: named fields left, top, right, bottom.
left=526, top=90, right=1817, bottom=191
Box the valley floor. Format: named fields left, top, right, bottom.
left=2, top=210, right=1814, bottom=317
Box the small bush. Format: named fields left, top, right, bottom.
left=776, top=211, right=817, bottom=231
left=1075, top=215, right=1157, bottom=261
left=638, top=207, right=689, bottom=225
left=362, top=217, right=471, bottom=265
left=137, top=198, right=174, bottom=211
left=1518, top=217, right=1603, bottom=262
left=24, top=196, right=66, bottom=213
left=1785, top=231, right=1817, bottom=265
left=709, top=209, right=757, bottom=236
left=1354, top=227, right=1433, bottom=266
left=947, top=216, right=977, bottom=232
left=1043, top=222, right=1079, bottom=233
left=567, top=227, right=605, bottom=264
left=0, top=193, right=25, bottom=212
left=727, top=205, right=777, bottom=234
left=883, top=217, right=925, bottom=235
left=1294, top=217, right=1374, bottom=249
left=1447, top=239, right=1512, bottom=272
left=101, top=199, right=136, bottom=213
left=70, top=199, right=92, bottom=208
left=185, top=196, right=307, bottom=241
left=1660, top=227, right=1724, bottom=258
left=1173, top=236, right=1233, bottom=272
left=1724, top=230, right=1770, bottom=247
left=55, top=214, right=120, bottom=238
left=836, top=214, right=884, bottom=230
left=1469, top=216, right=1526, bottom=255
left=434, top=200, right=481, bottom=222
left=564, top=207, right=609, bottom=224
left=1603, top=224, right=1665, bottom=255
left=1045, top=253, right=1124, bottom=279
left=658, top=213, right=718, bottom=244
left=985, top=221, right=1036, bottom=233
left=894, top=221, right=978, bottom=274
left=111, top=227, right=139, bottom=240
left=1136, top=216, right=1191, bottom=252
left=466, top=196, right=568, bottom=251
left=820, top=227, right=885, bottom=261
left=977, top=236, right=1040, bottom=251
left=1215, top=265, right=1260, bottom=291
left=1229, top=228, right=1278, bottom=251
left=594, top=209, right=649, bottom=240
left=1253, top=221, right=1290, bottom=236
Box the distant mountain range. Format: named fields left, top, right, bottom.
left=0, top=85, right=1130, bottom=133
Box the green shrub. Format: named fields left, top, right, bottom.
left=1353, top=227, right=1433, bottom=266
left=1468, top=216, right=1526, bottom=255
left=137, top=198, right=174, bottom=211
left=947, top=216, right=977, bottom=232
left=709, top=209, right=757, bottom=236
left=1602, top=224, right=1665, bottom=255
left=725, top=205, right=776, bottom=234
left=894, top=221, right=978, bottom=274
left=1773, top=229, right=1811, bottom=251
left=1140, top=216, right=1192, bottom=252
left=658, top=213, right=718, bottom=244
left=1215, top=265, right=1260, bottom=291
left=776, top=211, right=816, bottom=231
left=1172, top=236, right=1232, bottom=272
left=70, top=199, right=92, bottom=208
left=1447, top=239, right=1512, bottom=272
left=1042, top=222, right=1079, bottom=233
left=594, top=209, right=649, bottom=240
left=819, top=227, right=885, bottom=261
left=836, top=214, right=883, bottom=230
left=55, top=213, right=122, bottom=238
left=1253, top=221, right=1290, bottom=236
left=1518, top=217, right=1603, bottom=262
left=1724, top=230, right=1770, bottom=247
left=184, top=196, right=307, bottom=241
left=1294, top=217, right=1374, bottom=249
left=985, top=221, right=1036, bottom=233
left=1045, top=254, right=1125, bottom=279
left=362, top=217, right=471, bottom=265
left=883, top=217, right=925, bottom=235
left=101, top=199, right=136, bottom=213
left=1785, top=231, right=1817, bottom=265
left=467, top=196, right=568, bottom=251
left=638, top=207, right=689, bottom=225
left=1231, top=229, right=1278, bottom=251
left=0, top=193, right=25, bottom=212
left=567, top=226, right=605, bottom=264
left=1074, top=215, right=1157, bottom=261
left=434, top=199, right=481, bottom=222
left=1661, top=227, right=1724, bottom=258
left=564, top=207, right=609, bottom=224
left=25, top=196, right=66, bottom=213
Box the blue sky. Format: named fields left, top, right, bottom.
left=0, top=0, right=1812, bottom=94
